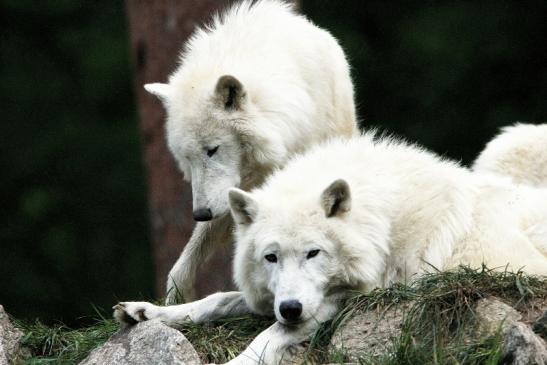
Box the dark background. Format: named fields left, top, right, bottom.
left=1, top=0, right=546, bottom=325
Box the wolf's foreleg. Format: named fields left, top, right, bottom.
left=225, top=297, right=340, bottom=365
left=166, top=214, right=233, bottom=304
left=114, top=291, right=250, bottom=327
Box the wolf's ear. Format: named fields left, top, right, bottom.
left=215, top=75, right=246, bottom=111
left=144, top=83, right=171, bottom=102
left=320, top=179, right=351, bottom=218
left=229, top=188, right=258, bottom=225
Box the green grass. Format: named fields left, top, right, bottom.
left=16, top=318, right=117, bottom=364
left=15, top=266, right=547, bottom=364
left=178, top=315, right=274, bottom=363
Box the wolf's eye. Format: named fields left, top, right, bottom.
left=207, top=146, right=219, bottom=157
left=264, top=254, right=277, bottom=263
left=307, top=249, right=320, bottom=259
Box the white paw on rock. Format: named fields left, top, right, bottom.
left=113, top=302, right=159, bottom=325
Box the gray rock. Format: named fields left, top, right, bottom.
left=0, top=305, right=25, bottom=365
left=502, top=322, right=547, bottom=365
left=330, top=303, right=411, bottom=361
left=79, top=319, right=201, bottom=365
left=474, top=297, right=522, bottom=336
left=472, top=298, right=547, bottom=364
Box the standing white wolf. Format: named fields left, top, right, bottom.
left=473, top=123, right=547, bottom=187
left=145, top=0, right=357, bottom=302
left=115, top=132, right=547, bottom=364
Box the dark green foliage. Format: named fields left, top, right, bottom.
left=302, top=1, right=547, bottom=163
left=0, top=1, right=153, bottom=324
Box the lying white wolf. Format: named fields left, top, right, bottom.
left=145, top=0, right=357, bottom=302
left=473, top=123, right=547, bottom=188
left=115, top=131, right=547, bottom=364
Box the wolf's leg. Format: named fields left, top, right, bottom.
left=113, top=291, right=250, bottom=327
left=225, top=297, right=340, bottom=365
left=166, top=214, right=233, bottom=304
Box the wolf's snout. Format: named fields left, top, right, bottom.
left=193, top=208, right=213, bottom=221
left=279, top=300, right=302, bottom=322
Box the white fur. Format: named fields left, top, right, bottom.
left=146, top=0, right=357, bottom=302
left=473, top=123, right=547, bottom=187
left=115, top=132, right=547, bottom=364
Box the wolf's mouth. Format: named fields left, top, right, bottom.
left=278, top=314, right=314, bottom=327
left=279, top=319, right=306, bottom=328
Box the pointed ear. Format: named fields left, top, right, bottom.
left=320, top=179, right=351, bottom=218
left=229, top=188, right=258, bottom=225
left=144, top=83, right=171, bottom=102
left=215, top=75, right=246, bottom=111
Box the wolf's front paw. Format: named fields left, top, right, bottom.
left=113, top=301, right=159, bottom=325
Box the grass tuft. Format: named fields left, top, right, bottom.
left=16, top=318, right=117, bottom=364
left=177, top=315, right=274, bottom=363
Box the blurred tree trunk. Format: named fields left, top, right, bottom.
left=126, top=0, right=298, bottom=298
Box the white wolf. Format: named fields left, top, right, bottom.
left=145, top=0, right=357, bottom=302
left=473, top=123, right=547, bottom=188
left=114, top=132, right=547, bottom=364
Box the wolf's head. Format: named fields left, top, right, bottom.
left=146, top=75, right=287, bottom=221
left=229, top=179, right=387, bottom=324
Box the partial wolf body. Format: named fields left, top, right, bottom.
left=145, top=0, right=357, bottom=302
left=115, top=133, right=547, bottom=364
left=473, top=123, right=547, bottom=188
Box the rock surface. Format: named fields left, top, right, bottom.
left=79, top=319, right=201, bottom=365
left=473, top=298, right=546, bottom=364
left=474, top=297, right=522, bottom=336
left=329, top=298, right=546, bottom=363
left=0, top=305, right=24, bottom=365
left=330, top=303, right=410, bottom=361
left=502, top=322, right=547, bottom=365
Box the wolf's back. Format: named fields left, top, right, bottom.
left=473, top=123, right=547, bottom=188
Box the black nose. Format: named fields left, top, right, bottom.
left=193, top=208, right=213, bottom=221
left=279, top=300, right=302, bottom=322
